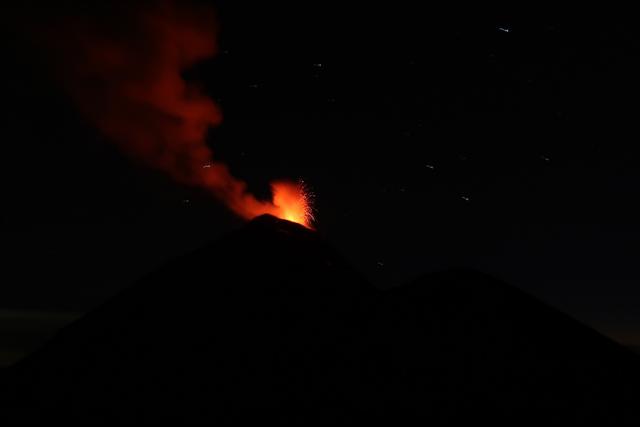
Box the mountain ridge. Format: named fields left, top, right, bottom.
left=2, top=215, right=638, bottom=422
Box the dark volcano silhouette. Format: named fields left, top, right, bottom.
left=2, top=215, right=639, bottom=422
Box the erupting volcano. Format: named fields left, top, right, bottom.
left=37, top=1, right=314, bottom=229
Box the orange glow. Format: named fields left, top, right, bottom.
left=199, top=163, right=314, bottom=228
left=271, top=181, right=314, bottom=228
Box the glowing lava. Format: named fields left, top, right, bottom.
left=270, top=181, right=315, bottom=229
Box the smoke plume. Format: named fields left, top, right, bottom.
left=30, top=1, right=312, bottom=227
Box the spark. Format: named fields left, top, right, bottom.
left=271, top=179, right=315, bottom=229
left=498, top=27, right=511, bottom=33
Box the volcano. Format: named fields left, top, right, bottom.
left=2, top=215, right=639, bottom=422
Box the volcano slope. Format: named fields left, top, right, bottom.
left=2, top=215, right=638, bottom=422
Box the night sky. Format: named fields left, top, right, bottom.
left=2, top=3, right=640, bottom=365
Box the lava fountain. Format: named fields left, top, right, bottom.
left=271, top=181, right=315, bottom=228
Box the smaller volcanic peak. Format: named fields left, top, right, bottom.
left=367, top=269, right=640, bottom=420
left=391, top=269, right=634, bottom=357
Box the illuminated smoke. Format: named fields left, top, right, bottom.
left=36, top=1, right=313, bottom=228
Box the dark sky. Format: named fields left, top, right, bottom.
left=2, top=2, right=640, bottom=362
